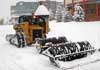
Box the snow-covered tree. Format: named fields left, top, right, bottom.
left=73, top=3, right=85, bottom=22
left=55, top=4, right=63, bottom=22
left=49, top=9, right=54, bottom=20
left=55, top=5, right=73, bottom=22
left=61, top=6, right=73, bottom=22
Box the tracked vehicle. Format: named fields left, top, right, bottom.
left=6, top=4, right=49, bottom=47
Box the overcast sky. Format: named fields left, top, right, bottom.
left=0, top=0, right=10, bottom=19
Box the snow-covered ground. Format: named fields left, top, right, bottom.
left=48, top=21, right=100, bottom=49
left=0, top=21, right=100, bottom=70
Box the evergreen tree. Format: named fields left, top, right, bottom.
left=49, top=9, right=54, bottom=20
left=62, top=6, right=73, bottom=22
left=55, top=4, right=63, bottom=22
left=73, top=3, right=85, bottom=22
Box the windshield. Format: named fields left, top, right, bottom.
left=18, top=15, right=45, bottom=24
left=29, top=17, right=44, bottom=24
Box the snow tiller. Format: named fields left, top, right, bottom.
left=37, top=39, right=96, bottom=68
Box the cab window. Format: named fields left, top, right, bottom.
left=29, top=16, right=44, bottom=25
left=18, top=16, right=26, bottom=23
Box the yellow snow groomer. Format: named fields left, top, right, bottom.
left=17, top=15, right=49, bottom=43
left=6, top=4, right=50, bottom=48
left=6, top=14, right=49, bottom=47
